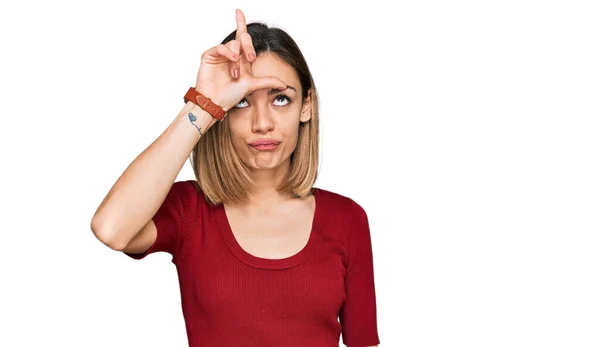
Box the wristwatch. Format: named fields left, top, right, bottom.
left=183, top=87, right=227, bottom=121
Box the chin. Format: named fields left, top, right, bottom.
left=251, top=158, right=283, bottom=170
left=246, top=153, right=290, bottom=171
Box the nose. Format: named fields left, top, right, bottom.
left=251, top=106, right=275, bottom=134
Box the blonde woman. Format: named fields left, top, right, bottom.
left=91, top=9, right=380, bottom=347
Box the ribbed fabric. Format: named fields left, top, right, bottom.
left=125, top=180, right=380, bottom=347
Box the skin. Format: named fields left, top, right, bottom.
left=223, top=51, right=315, bottom=259
left=224, top=10, right=312, bottom=206
left=227, top=53, right=312, bottom=192
left=224, top=10, right=379, bottom=347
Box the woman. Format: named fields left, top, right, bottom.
left=91, top=9, right=380, bottom=347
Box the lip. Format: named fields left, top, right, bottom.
left=249, top=139, right=281, bottom=151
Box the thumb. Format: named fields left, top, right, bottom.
left=248, top=76, right=287, bottom=93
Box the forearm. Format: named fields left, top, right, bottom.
left=91, top=101, right=213, bottom=249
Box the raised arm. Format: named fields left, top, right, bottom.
left=89, top=101, right=213, bottom=251
left=90, top=9, right=287, bottom=254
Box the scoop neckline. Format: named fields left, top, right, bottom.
left=215, top=188, right=321, bottom=270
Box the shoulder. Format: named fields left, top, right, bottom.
left=169, top=179, right=199, bottom=199
left=165, top=180, right=213, bottom=237
left=312, top=187, right=369, bottom=244
left=313, top=187, right=372, bottom=265
left=312, top=186, right=367, bottom=217
left=168, top=179, right=211, bottom=209
left=172, top=179, right=200, bottom=193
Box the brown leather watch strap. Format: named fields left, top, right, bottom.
left=183, top=87, right=227, bottom=121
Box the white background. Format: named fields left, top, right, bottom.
left=1, top=0, right=599, bottom=346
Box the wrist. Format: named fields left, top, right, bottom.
left=196, top=89, right=229, bottom=113
left=181, top=101, right=214, bottom=135
left=185, top=87, right=227, bottom=121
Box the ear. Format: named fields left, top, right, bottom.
left=300, top=89, right=312, bottom=123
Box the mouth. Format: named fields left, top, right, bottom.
left=249, top=139, right=281, bottom=151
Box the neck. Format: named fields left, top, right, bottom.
left=245, top=161, right=293, bottom=207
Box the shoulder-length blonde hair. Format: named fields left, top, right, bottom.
left=190, top=22, right=320, bottom=205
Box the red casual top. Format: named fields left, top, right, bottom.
left=124, top=180, right=380, bottom=347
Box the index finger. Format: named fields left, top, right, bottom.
left=235, top=9, right=248, bottom=40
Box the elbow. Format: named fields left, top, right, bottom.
left=90, top=216, right=128, bottom=251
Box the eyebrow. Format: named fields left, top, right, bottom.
left=248, top=85, right=297, bottom=96
left=271, top=85, right=297, bottom=95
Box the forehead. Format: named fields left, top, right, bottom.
left=251, top=53, right=300, bottom=89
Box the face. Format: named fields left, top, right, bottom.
left=227, top=53, right=311, bottom=173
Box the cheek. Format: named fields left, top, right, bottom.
left=223, top=120, right=247, bottom=155
left=282, top=123, right=302, bottom=150
left=284, top=112, right=302, bottom=130
left=226, top=117, right=246, bottom=139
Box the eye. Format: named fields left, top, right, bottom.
left=233, top=95, right=290, bottom=109
left=234, top=98, right=249, bottom=108
left=273, top=94, right=290, bottom=106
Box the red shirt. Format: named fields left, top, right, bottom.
left=125, top=180, right=380, bottom=347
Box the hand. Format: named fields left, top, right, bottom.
left=194, top=9, right=287, bottom=116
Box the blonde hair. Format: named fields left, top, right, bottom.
left=190, top=85, right=319, bottom=205
left=189, top=22, right=320, bottom=205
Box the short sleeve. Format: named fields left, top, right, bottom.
left=123, top=181, right=190, bottom=260
left=340, top=199, right=380, bottom=347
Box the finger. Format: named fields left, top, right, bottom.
left=225, top=40, right=241, bottom=79
left=239, top=32, right=256, bottom=62
left=204, top=43, right=239, bottom=63
left=235, top=9, right=248, bottom=41
left=248, top=76, right=287, bottom=94
left=225, top=40, right=241, bottom=55
left=216, top=44, right=239, bottom=61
